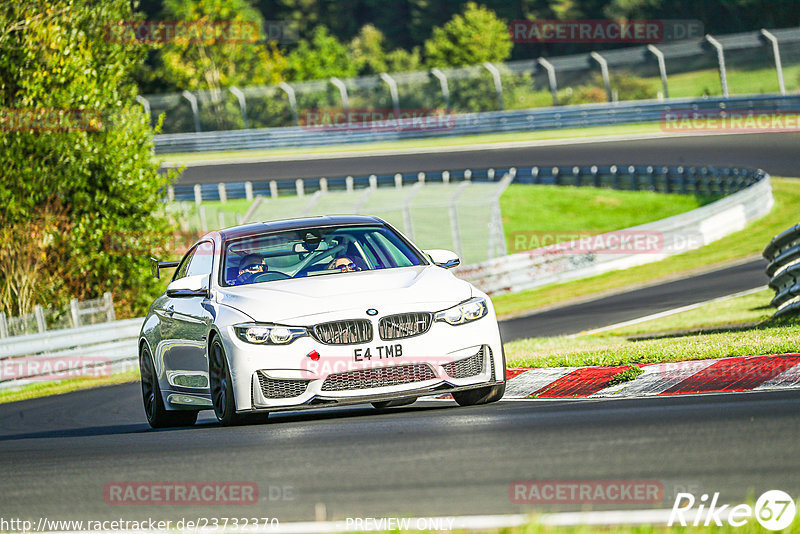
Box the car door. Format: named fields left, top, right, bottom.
left=161, top=241, right=216, bottom=391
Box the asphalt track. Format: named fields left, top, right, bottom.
left=1, top=387, right=799, bottom=523
left=499, top=257, right=768, bottom=341
left=172, top=132, right=800, bottom=184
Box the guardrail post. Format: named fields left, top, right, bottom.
left=279, top=82, right=299, bottom=126
left=269, top=180, right=278, bottom=199
left=442, top=170, right=450, bottom=184
left=483, top=62, right=504, bottom=110
left=531, top=166, right=539, bottom=184
left=591, top=165, right=600, bottom=187
left=431, top=68, right=451, bottom=112
left=295, top=179, right=305, bottom=197
left=646, top=45, right=669, bottom=100
left=590, top=52, right=612, bottom=102
left=646, top=166, right=656, bottom=190
left=319, top=177, right=328, bottom=193
left=417, top=172, right=425, bottom=184
left=217, top=183, right=227, bottom=203
left=193, top=184, right=202, bottom=205
left=229, top=86, right=249, bottom=129
left=135, top=95, right=151, bottom=126
left=705, top=35, right=729, bottom=97
left=34, top=305, right=46, bottom=333
left=449, top=181, right=470, bottom=258
left=346, top=176, right=354, bottom=193
left=166, top=186, right=175, bottom=202
left=661, top=166, right=671, bottom=193
left=330, top=77, right=349, bottom=114
left=181, top=90, right=202, bottom=133
left=629, top=165, right=639, bottom=191
left=0, top=312, right=7, bottom=338
left=199, top=205, right=208, bottom=232
left=760, top=29, right=786, bottom=95
left=464, top=169, right=472, bottom=181
left=572, top=166, right=581, bottom=187
left=610, top=165, right=619, bottom=189
left=537, top=58, right=558, bottom=106
left=552, top=166, right=561, bottom=185
left=380, top=73, right=401, bottom=115
left=488, top=168, right=495, bottom=181
left=70, top=298, right=81, bottom=328
left=103, top=292, right=115, bottom=322
left=394, top=173, right=403, bottom=189
left=245, top=181, right=253, bottom=201
left=369, top=174, right=378, bottom=189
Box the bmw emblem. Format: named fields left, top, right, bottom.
left=366, top=308, right=378, bottom=316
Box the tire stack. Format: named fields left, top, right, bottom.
left=764, top=222, right=800, bottom=318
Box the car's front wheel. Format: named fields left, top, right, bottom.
left=140, top=346, right=198, bottom=428
left=209, top=336, right=266, bottom=426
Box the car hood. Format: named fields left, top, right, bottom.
left=216, top=265, right=473, bottom=323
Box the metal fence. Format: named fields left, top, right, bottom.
left=142, top=26, right=800, bottom=139
left=0, top=292, right=115, bottom=338
left=167, top=163, right=764, bottom=266
left=764, top=223, right=800, bottom=318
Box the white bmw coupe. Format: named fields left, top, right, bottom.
left=140, top=215, right=506, bottom=427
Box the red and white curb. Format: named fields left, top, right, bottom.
left=502, top=354, right=800, bottom=399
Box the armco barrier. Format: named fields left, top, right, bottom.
left=0, top=318, right=143, bottom=390
left=153, top=94, right=800, bottom=154
left=764, top=223, right=800, bottom=317
left=455, top=170, right=773, bottom=296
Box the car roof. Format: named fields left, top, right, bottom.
left=216, top=215, right=386, bottom=241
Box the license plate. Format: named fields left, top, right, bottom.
left=354, top=344, right=403, bottom=362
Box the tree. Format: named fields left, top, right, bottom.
left=423, top=2, right=513, bottom=68
left=0, top=0, right=177, bottom=318
left=156, top=0, right=286, bottom=93
left=286, top=26, right=357, bottom=81
left=349, top=24, right=388, bottom=75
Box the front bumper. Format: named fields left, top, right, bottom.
left=222, top=314, right=504, bottom=412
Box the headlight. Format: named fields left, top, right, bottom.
left=434, top=297, right=488, bottom=326
left=234, top=323, right=308, bottom=345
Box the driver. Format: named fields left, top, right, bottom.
left=327, top=255, right=359, bottom=273
left=236, top=254, right=267, bottom=284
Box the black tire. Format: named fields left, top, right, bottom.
left=452, top=382, right=506, bottom=406
left=452, top=345, right=507, bottom=407
left=209, top=336, right=266, bottom=426
left=140, top=346, right=198, bottom=428
left=372, top=397, right=417, bottom=410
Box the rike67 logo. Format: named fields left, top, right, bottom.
left=670, top=490, right=797, bottom=530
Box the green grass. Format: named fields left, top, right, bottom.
left=0, top=369, right=140, bottom=405
left=504, top=286, right=799, bottom=369
left=500, top=185, right=711, bottom=253
left=493, top=177, right=800, bottom=319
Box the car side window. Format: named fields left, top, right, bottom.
left=186, top=241, right=214, bottom=279
left=172, top=247, right=197, bottom=281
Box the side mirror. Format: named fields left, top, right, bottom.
left=150, top=257, right=180, bottom=279
left=425, top=249, right=461, bottom=269
left=166, top=274, right=209, bottom=298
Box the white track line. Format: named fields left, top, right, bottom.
left=576, top=286, right=766, bottom=337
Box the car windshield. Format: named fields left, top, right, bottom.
left=222, top=224, right=425, bottom=286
